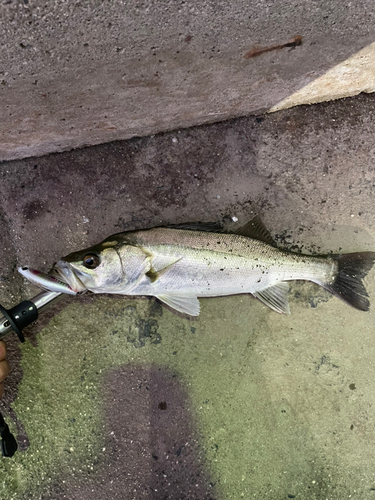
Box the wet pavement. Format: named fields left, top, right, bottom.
left=0, top=93, right=375, bottom=499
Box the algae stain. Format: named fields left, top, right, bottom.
left=2, top=299, right=156, bottom=498
left=1, top=295, right=334, bottom=499
left=149, top=296, right=334, bottom=499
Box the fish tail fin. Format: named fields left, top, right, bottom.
left=323, top=252, right=375, bottom=311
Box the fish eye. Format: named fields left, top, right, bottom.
left=82, top=253, right=100, bottom=269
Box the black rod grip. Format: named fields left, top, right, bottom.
left=0, top=301, right=38, bottom=343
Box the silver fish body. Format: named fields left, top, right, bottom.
left=109, top=228, right=334, bottom=301
left=52, top=218, right=375, bottom=316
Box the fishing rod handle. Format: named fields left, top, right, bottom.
left=0, top=290, right=64, bottom=457
left=0, top=291, right=63, bottom=341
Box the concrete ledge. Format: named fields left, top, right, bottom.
left=270, top=40, right=375, bottom=111
left=2, top=0, right=375, bottom=161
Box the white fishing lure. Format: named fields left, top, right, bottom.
left=18, top=267, right=77, bottom=295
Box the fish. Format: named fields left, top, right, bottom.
left=49, top=216, right=375, bottom=316
left=18, top=266, right=77, bottom=295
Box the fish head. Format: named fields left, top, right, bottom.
left=52, top=240, right=126, bottom=293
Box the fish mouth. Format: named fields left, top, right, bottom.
left=50, top=261, right=88, bottom=293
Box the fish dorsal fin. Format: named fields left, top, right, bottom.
left=157, top=294, right=200, bottom=316
left=164, top=222, right=223, bottom=232
left=235, top=215, right=276, bottom=246
left=253, top=282, right=290, bottom=314
left=164, top=216, right=276, bottom=246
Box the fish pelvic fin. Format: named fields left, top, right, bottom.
left=323, top=252, right=375, bottom=311
left=253, top=281, right=290, bottom=314
left=156, top=294, right=200, bottom=316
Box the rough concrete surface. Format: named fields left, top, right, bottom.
left=1, top=0, right=375, bottom=161
left=0, top=93, right=375, bottom=499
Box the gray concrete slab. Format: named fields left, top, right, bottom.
left=0, top=93, right=375, bottom=498
left=1, top=0, right=375, bottom=161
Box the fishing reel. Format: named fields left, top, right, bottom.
left=0, top=291, right=63, bottom=457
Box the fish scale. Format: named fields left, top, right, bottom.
left=125, top=231, right=335, bottom=297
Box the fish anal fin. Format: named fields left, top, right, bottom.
left=157, top=294, right=200, bottom=316
left=253, top=281, right=290, bottom=314
left=235, top=215, right=276, bottom=247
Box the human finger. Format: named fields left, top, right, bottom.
left=0, top=340, right=6, bottom=361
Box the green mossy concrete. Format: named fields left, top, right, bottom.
left=1, top=278, right=375, bottom=499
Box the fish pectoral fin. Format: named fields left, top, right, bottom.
left=146, top=258, right=183, bottom=283
left=253, top=282, right=290, bottom=314
left=156, top=294, right=200, bottom=316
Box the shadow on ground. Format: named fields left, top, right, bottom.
left=44, top=366, right=216, bottom=500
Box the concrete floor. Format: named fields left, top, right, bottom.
left=0, top=93, right=375, bottom=499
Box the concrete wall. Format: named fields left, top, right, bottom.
left=1, top=0, right=375, bottom=161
